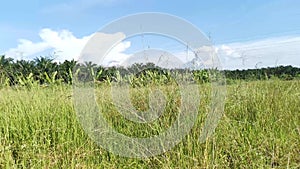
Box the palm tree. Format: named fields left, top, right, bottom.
left=59, top=59, right=77, bottom=84
left=0, top=55, right=15, bottom=85
left=34, top=57, right=57, bottom=84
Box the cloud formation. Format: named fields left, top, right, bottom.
left=5, top=28, right=131, bottom=64
left=5, top=29, right=91, bottom=62
left=4, top=28, right=300, bottom=69
left=217, top=36, right=300, bottom=69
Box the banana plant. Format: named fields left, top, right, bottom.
left=18, top=73, right=38, bottom=88
left=44, top=71, right=61, bottom=85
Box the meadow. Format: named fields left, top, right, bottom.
left=0, top=78, right=299, bottom=168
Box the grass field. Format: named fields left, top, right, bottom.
left=0, top=79, right=299, bottom=168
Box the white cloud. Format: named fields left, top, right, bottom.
left=103, top=41, right=131, bottom=66
left=40, top=29, right=92, bottom=61
left=172, top=36, right=300, bottom=70
left=5, top=29, right=300, bottom=70
left=78, top=31, right=131, bottom=66
left=218, top=45, right=236, bottom=57
left=5, top=28, right=91, bottom=61
left=216, top=36, right=300, bottom=70
left=5, top=39, right=49, bottom=60
left=5, top=28, right=131, bottom=64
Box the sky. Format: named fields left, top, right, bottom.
left=1, top=0, right=300, bottom=69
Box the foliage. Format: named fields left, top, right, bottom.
left=0, top=55, right=300, bottom=88
left=0, top=55, right=299, bottom=168
left=0, top=80, right=299, bottom=168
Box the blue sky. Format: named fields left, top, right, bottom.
left=1, top=0, right=300, bottom=69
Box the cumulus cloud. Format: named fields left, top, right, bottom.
left=79, top=32, right=131, bottom=66
left=4, top=29, right=300, bottom=70
left=5, top=28, right=91, bottom=61
left=5, top=28, right=131, bottom=65
left=5, top=39, right=49, bottom=60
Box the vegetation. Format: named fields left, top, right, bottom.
left=0, top=54, right=299, bottom=168
left=0, top=55, right=300, bottom=88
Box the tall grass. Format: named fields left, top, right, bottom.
left=0, top=79, right=299, bottom=168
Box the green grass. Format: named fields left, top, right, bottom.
left=0, top=80, right=299, bottom=168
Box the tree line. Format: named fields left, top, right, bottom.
left=0, top=55, right=299, bottom=87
